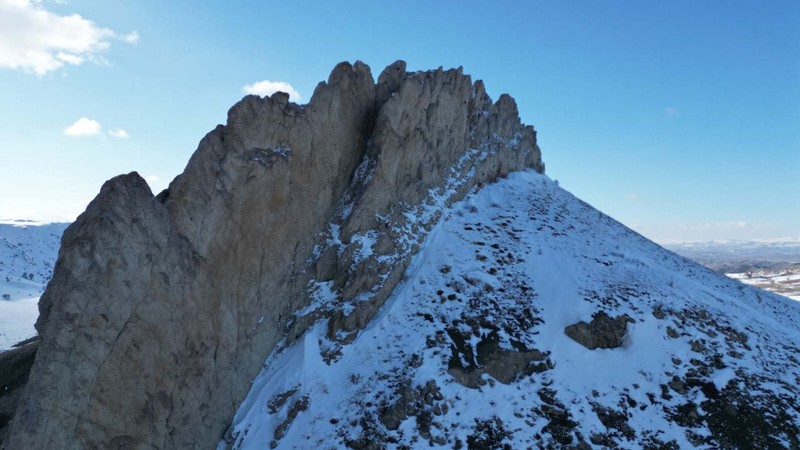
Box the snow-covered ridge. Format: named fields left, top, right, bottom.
left=223, top=171, right=800, bottom=449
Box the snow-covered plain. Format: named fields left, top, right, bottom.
left=0, top=297, right=39, bottom=350
left=727, top=270, right=800, bottom=302
left=0, top=220, right=68, bottom=350
left=222, top=170, right=800, bottom=449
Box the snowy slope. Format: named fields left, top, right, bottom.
left=0, top=220, right=68, bottom=350
left=222, top=171, right=799, bottom=449
left=0, top=220, right=68, bottom=300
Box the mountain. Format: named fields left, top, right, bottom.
left=0, top=221, right=68, bottom=350
left=3, top=60, right=542, bottom=449
left=223, top=172, right=800, bottom=449
left=2, top=61, right=799, bottom=449
left=664, top=239, right=800, bottom=273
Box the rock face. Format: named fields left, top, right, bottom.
left=5, top=61, right=543, bottom=449
left=564, top=311, right=632, bottom=350
left=0, top=339, right=38, bottom=444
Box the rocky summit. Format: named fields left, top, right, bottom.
left=2, top=61, right=799, bottom=450
left=3, top=61, right=542, bottom=449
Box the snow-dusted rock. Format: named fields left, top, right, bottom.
left=8, top=59, right=795, bottom=450
left=564, top=311, right=632, bottom=350
left=5, top=61, right=542, bottom=449
left=224, top=172, right=800, bottom=450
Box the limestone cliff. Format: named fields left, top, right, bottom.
left=5, top=61, right=543, bottom=449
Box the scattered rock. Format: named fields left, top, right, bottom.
left=447, top=329, right=550, bottom=388
left=668, top=377, right=687, bottom=395
left=466, top=416, right=511, bottom=450
left=379, top=380, right=445, bottom=434
left=267, top=387, right=298, bottom=414
left=592, top=403, right=635, bottom=441
left=274, top=396, right=309, bottom=441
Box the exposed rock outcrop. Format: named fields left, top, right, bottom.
left=5, top=61, right=543, bottom=449
left=448, top=329, right=550, bottom=388
left=564, top=311, right=632, bottom=350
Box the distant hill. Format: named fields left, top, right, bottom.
left=664, top=239, right=800, bottom=273
left=665, top=239, right=800, bottom=301
left=0, top=220, right=69, bottom=301
left=0, top=220, right=68, bottom=350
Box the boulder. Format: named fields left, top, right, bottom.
left=564, top=312, right=632, bottom=350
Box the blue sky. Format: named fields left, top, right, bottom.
left=0, top=0, right=797, bottom=242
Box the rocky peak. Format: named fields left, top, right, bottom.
left=5, top=60, right=543, bottom=449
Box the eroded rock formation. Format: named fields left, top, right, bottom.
left=5, top=60, right=543, bottom=449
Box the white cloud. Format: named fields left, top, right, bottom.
left=145, top=175, right=159, bottom=183
left=679, top=221, right=757, bottom=230
left=55, top=51, right=81, bottom=64
left=120, top=31, right=138, bottom=44
left=665, top=106, right=678, bottom=116
left=108, top=128, right=128, bottom=138
left=242, top=80, right=301, bottom=102
left=0, top=0, right=137, bottom=75
left=625, top=193, right=641, bottom=201
left=645, top=221, right=780, bottom=244
left=64, top=117, right=101, bottom=136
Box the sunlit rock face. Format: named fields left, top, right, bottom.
left=5, top=60, right=542, bottom=449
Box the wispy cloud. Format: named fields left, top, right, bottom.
left=108, top=128, right=129, bottom=138
left=242, top=80, right=301, bottom=102
left=0, top=0, right=138, bottom=75
left=625, top=193, right=641, bottom=201
left=664, top=106, right=678, bottom=116
left=120, top=31, right=138, bottom=44
left=64, top=117, right=101, bottom=136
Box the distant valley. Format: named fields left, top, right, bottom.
left=665, top=239, right=800, bottom=301
left=0, top=220, right=68, bottom=349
